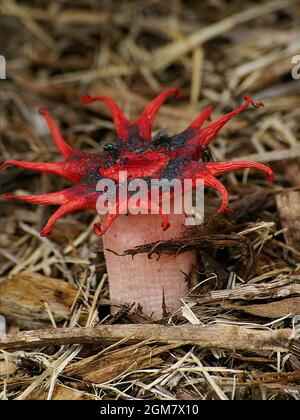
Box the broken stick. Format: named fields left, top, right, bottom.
left=0, top=324, right=294, bottom=353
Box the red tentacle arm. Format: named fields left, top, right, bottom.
left=40, top=196, right=96, bottom=237
left=178, top=162, right=230, bottom=213
left=205, top=161, right=274, bottom=183
left=94, top=192, right=172, bottom=237
left=136, top=88, right=180, bottom=140
left=94, top=213, right=119, bottom=238
left=203, top=174, right=230, bottom=213
left=3, top=183, right=99, bottom=236
left=167, top=106, right=212, bottom=160
left=93, top=195, right=129, bottom=237
left=2, top=182, right=99, bottom=206
left=39, top=108, right=75, bottom=159
left=189, top=106, right=212, bottom=130
left=82, top=89, right=179, bottom=142
left=81, top=94, right=130, bottom=141
left=157, top=206, right=170, bottom=231
left=3, top=189, right=69, bottom=206
left=133, top=197, right=171, bottom=231
left=0, top=160, right=78, bottom=182
left=199, top=96, right=263, bottom=147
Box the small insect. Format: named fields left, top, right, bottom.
left=103, top=143, right=118, bottom=152
left=202, top=147, right=214, bottom=163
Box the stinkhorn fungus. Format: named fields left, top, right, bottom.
left=1, top=89, right=274, bottom=318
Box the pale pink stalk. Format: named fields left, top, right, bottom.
left=102, top=212, right=195, bottom=319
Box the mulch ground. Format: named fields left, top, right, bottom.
left=0, top=0, right=300, bottom=400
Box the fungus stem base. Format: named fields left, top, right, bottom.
left=102, top=213, right=196, bottom=319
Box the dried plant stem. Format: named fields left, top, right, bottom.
left=0, top=324, right=293, bottom=353
left=149, top=0, right=298, bottom=71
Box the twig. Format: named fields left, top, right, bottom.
left=190, top=275, right=300, bottom=304
left=232, top=147, right=300, bottom=163
left=0, top=324, right=294, bottom=353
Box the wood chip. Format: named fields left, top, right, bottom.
left=0, top=273, right=80, bottom=328
left=65, top=342, right=179, bottom=384
left=28, top=384, right=98, bottom=400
